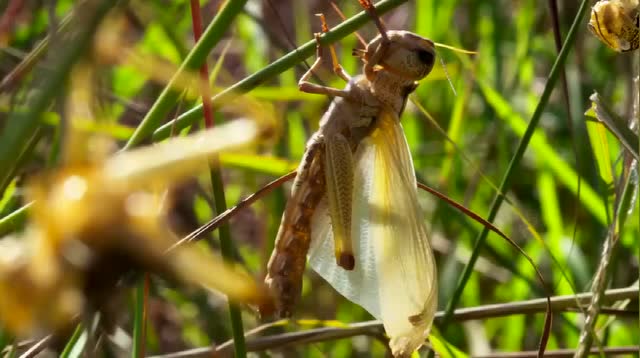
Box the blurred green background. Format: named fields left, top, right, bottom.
left=0, top=0, right=638, bottom=356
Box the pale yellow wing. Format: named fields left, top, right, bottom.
left=309, top=109, right=437, bottom=357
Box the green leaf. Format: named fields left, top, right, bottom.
left=429, top=328, right=469, bottom=358
left=220, top=153, right=296, bottom=176
left=587, top=92, right=639, bottom=161
left=479, top=81, right=607, bottom=225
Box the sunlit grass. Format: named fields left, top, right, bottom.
left=0, top=0, right=638, bottom=356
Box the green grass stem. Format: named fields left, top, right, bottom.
left=124, top=0, right=249, bottom=149
left=437, top=0, right=590, bottom=341
left=151, top=0, right=409, bottom=141
left=0, top=0, right=114, bottom=193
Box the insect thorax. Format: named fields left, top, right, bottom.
left=319, top=74, right=414, bottom=145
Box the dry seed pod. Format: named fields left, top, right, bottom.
left=589, top=0, right=640, bottom=52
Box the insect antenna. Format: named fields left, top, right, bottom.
left=434, top=42, right=478, bottom=54
left=431, top=43, right=477, bottom=97
left=262, top=0, right=316, bottom=72
left=439, top=56, right=457, bottom=97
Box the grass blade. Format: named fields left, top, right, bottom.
left=189, top=0, right=247, bottom=356
left=124, top=0, right=249, bottom=149
left=151, top=0, right=410, bottom=141
left=437, top=0, right=591, bottom=354
left=0, top=0, right=114, bottom=192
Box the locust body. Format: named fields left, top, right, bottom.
left=263, top=15, right=438, bottom=356
left=265, top=73, right=393, bottom=316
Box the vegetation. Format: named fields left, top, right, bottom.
left=0, top=0, right=637, bottom=357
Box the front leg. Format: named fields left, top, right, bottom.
left=324, top=133, right=355, bottom=270
left=298, top=22, right=354, bottom=99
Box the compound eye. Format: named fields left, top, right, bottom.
left=417, top=49, right=435, bottom=67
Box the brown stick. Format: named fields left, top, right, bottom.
left=167, top=171, right=297, bottom=252
left=148, top=286, right=638, bottom=358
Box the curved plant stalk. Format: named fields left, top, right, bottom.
left=59, top=324, right=85, bottom=358
left=145, top=286, right=638, bottom=358
left=0, top=13, right=73, bottom=93
left=575, top=20, right=640, bottom=357
left=436, top=1, right=591, bottom=357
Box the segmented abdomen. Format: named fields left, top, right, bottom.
left=262, top=139, right=326, bottom=318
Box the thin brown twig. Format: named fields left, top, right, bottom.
left=417, top=182, right=553, bottom=342
left=166, top=171, right=297, bottom=252
left=17, top=335, right=52, bottom=358
left=475, top=346, right=639, bottom=358
left=172, top=173, right=516, bottom=252
left=148, top=286, right=638, bottom=358
left=329, top=1, right=366, bottom=47
left=0, top=12, right=73, bottom=93
left=190, top=0, right=214, bottom=129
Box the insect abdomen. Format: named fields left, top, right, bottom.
left=263, top=142, right=326, bottom=317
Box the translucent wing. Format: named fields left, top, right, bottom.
left=309, top=109, right=437, bottom=356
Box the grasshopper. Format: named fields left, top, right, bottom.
left=262, top=1, right=438, bottom=355
left=589, top=0, right=640, bottom=52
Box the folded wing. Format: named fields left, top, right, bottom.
left=309, top=109, right=437, bottom=357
